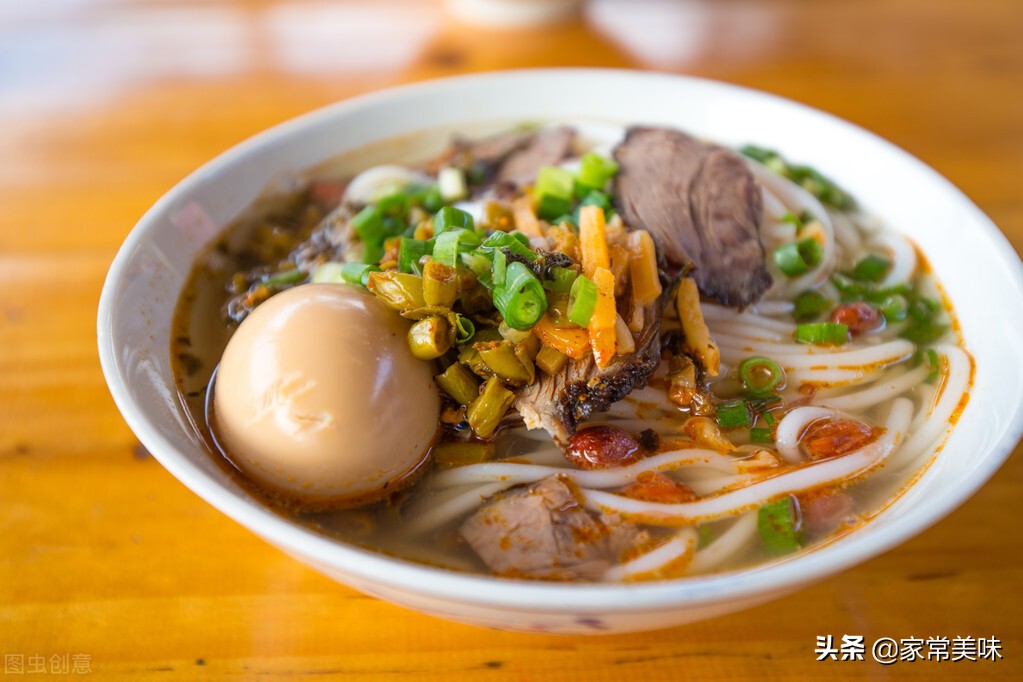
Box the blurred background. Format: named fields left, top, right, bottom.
left=1, top=0, right=1021, bottom=679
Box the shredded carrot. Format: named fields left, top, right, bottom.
left=628, top=229, right=662, bottom=306
left=512, top=195, right=543, bottom=238
left=533, top=314, right=590, bottom=359
left=579, top=205, right=610, bottom=278
left=588, top=266, right=617, bottom=367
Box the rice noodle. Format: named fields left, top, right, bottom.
left=828, top=208, right=863, bottom=254
left=886, top=345, right=970, bottom=469
left=817, top=365, right=931, bottom=411
left=717, top=339, right=914, bottom=370
left=774, top=406, right=841, bottom=463
left=405, top=481, right=515, bottom=536
left=877, top=231, right=917, bottom=288
left=580, top=398, right=913, bottom=526
left=602, top=527, right=698, bottom=581
left=428, top=448, right=739, bottom=490
left=687, top=512, right=759, bottom=575
left=746, top=160, right=838, bottom=295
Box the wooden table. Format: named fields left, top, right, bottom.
left=2, top=0, right=1021, bottom=678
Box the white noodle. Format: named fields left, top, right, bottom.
left=602, top=527, right=698, bottom=582
left=774, top=406, right=841, bottom=463
left=877, top=231, right=917, bottom=288
left=818, top=365, right=931, bottom=411
left=428, top=448, right=739, bottom=490
left=828, top=208, right=863, bottom=254
left=687, top=512, right=759, bottom=575
left=887, top=345, right=970, bottom=469
left=404, top=482, right=515, bottom=536
left=580, top=399, right=913, bottom=525
left=717, top=339, right=914, bottom=370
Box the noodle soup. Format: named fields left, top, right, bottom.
left=171, top=123, right=972, bottom=582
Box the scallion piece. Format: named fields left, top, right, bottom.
left=773, top=238, right=823, bottom=277
left=493, top=249, right=508, bottom=288
left=738, top=356, right=785, bottom=395
left=851, top=254, right=892, bottom=282
left=261, top=269, right=306, bottom=287
left=567, top=274, right=598, bottom=327
left=758, top=497, right=803, bottom=556
left=480, top=231, right=537, bottom=261
left=793, top=290, right=831, bottom=321
left=491, top=261, right=548, bottom=330
left=576, top=151, right=619, bottom=190
left=397, top=237, right=433, bottom=273
left=376, top=192, right=408, bottom=218
left=352, top=205, right=386, bottom=246
left=795, top=322, right=849, bottom=345
left=572, top=189, right=614, bottom=226
left=878, top=293, right=909, bottom=322
left=535, top=165, right=574, bottom=200
left=544, top=266, right=578, bottom=293
left=715, top=399, right=751, bottom=429
left=341, top=263, right=379, bottom=287
left=433, top=229, right=482, bottom=267
left=537, top=194, right=572, bottom=221
left=433, top=206, right=474, bottom=235
left=750, top=428, right=774, bottom=444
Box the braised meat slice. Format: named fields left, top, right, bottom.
left=515, top=299, right=662, bottom=446
left=612, top=127, right=771, bottom=308
left=429, top=127, right=576, bottom=188
left=460, top=476, right=644, bottom=580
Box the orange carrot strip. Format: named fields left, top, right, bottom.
left=579, top=205, right=610, bottom=278
left=533, top=314, right=590, bottom=359
left=588, top=266, right=617, bottom=367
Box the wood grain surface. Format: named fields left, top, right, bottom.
left=1, top=0, right=1021, bottom=679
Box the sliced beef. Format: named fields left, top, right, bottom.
left=496, top=127, right=576, bottom=186
left=515, top=299, right=663, bottom=446
left=427, top=127, right=576, bottom=188
left=612, top=127, right=771, bottom=308
left=460, top=476, right=644, bottom=580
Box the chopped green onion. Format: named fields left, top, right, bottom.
left=739, top=146, right=854, bottom=210
left=535, top=165, right=574, bottom=200
left=738, top=356, right=785, bottom=395
left=433, top=206, right=474, bottom=235
left=409, top=184, right=445, bottom=212
left=901, top=321, right=948, bottom=344
left=492, top=249, right=508, bottom=288
left=795, top=322, right=849, bottom=345
left=851, top=254, right=892, bottom=282
left=758, top=497, right=803, bottom=555
left=544, top=266, right=578, bottom=293
left=491, top=261, right=548, bottom=330
left=352, top=205, right=386, bottom=246
left=773, top=238, right=823, bottom=277
left=261, top=269, right=306, bottom=287
left=715, top=399, right=751, bottom=429
left=342, top=263, right=379, bottom=287
left=567, top=274, right=598, bottom=327
left=750, top=428, right=774, bottom=444
left=437, top=167, right=467, bottom=202
left=433, top=229, right=482, bottom=267
left=763, top=411, right=776, bottom=427
left=537, top=194, right=572, bottom=221
left=361, top=241, right=384, bottom=265
left=877, top=293, right=909, bottom=322
left=376, top=192, right=408, bottom=218
left=576, top=151, right=619, bottom=191
left=480, top=231, right=537, bottom=261
left=793, top=290, right=831, bottom=322
left=397, top=237, right=432, bottom=273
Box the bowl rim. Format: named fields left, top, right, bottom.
left=98, top=68, right=1023, bottom=612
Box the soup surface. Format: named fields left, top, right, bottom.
left=172, top=122, right=972, bottom=581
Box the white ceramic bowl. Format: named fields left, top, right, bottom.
left=98, top=69, right=1023, bottom=634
